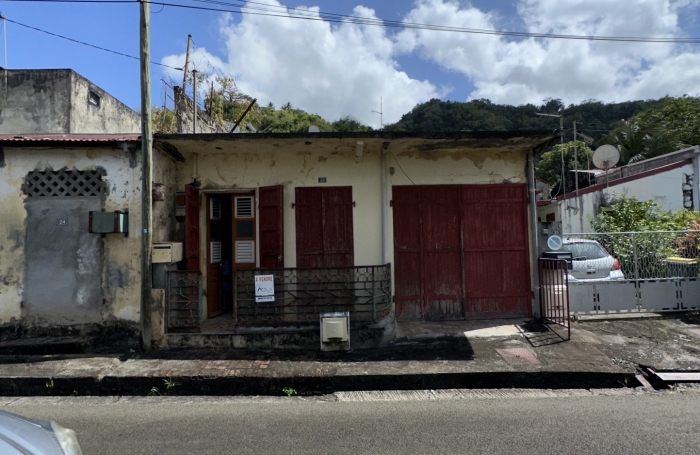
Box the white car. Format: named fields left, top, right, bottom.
left=561, top=238, right=625, bottom=282
left=0, top=410, right=82, bottom=455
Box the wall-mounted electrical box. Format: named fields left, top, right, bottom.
left=320, top=312, right=350, bottom=352
left=152, top=242, right=183, bottom=264
left=89, top=211, right=128, bottom=234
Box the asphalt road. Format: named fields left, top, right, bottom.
left=2, top=390, right=700, bottom=455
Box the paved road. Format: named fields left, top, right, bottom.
left=2, top=390, right=700, bottom=454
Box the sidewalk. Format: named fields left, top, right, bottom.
left=1, top=315, right=699, bottom=396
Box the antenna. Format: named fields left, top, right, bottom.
left=592, top=144, right=620, bottom=196
left=372, top=96, right=383, bottom=129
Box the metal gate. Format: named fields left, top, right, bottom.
left=538, top=258, right=571, bottom=340
left=566, top=231, right=700, bottom=315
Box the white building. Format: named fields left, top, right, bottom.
left=537, top=146, right=700, bottom=233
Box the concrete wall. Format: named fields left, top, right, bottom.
left=0, top=145, right=142, bottom=333
left=0, top=69, right=72, bottom=133
left=0, top=69, right=139, bottom=134
left=559, top=162, right=695, bottom=233
left=69, top=72, right=140, bottom=134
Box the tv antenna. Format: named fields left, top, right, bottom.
left=372, top=96, right=383, bottom=129
left=592, top=144, right=620, bottom=196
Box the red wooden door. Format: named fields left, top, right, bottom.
left=422, top=186, right=463, bottom=320
left=461, top=185, right=531, bottom=318
left=392, top=187, right=423, bottom=320
left=184, top=184, right=200, bottom=271
left=295, top=187, right=354, bottom=268
left=393, top=184, right=531, bottom=321
left=259, top=185, right=284, bottom=268
left=322, top=187, right=354, bottom=267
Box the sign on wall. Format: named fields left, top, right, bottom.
left=255, top=275, right=275, bottom=302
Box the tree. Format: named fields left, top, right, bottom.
left=535, top=141, right=594, bottom=195
left=331, top=116, right=373, bottom=132
left=599, top=96, right=700, bottom=164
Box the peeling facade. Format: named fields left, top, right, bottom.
left=0, top=137, right=143, bottom=340
left=0, top=68, right=140, bottom=134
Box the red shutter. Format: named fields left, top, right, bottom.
left=322, top=187, right=354, bottom=267
left=184, top=184, right=200, bottom=271
left=259, top=185, right=284, bottom=268
left=295, top=187, right=324, bottom=268
left=295, top=187, right=354, bottom=268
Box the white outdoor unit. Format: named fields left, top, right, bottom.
left=320, top=312, right=350, bottom=352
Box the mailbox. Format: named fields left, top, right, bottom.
left=152, top=242, right=183, bottom=264
left=542, top=251, right=573, bottom=269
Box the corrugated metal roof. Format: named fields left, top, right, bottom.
left=0, top=133, right=140, bottom=142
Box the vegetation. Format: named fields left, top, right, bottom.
left=153, top=75, right=373, bottom=134
left=589, top=195, right=699, bottom=277
left=384, top=97, right=662, bottom=139
left=598, top=96, right=700, bottom=165
left=535, top=141, right=593, bottom=195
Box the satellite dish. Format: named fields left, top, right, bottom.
left=592, top=145, right=620, bottom=171
left=308, top=125, right=320, bottom=133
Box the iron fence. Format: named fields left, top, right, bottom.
left=563, top=231, right=700, bottom=281
left=165, top=270, right=201, bottom=332
left=538, top=258, right=571, bottom=340
left=233, top=264, right=392, bottom=326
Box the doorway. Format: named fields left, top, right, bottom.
left=205, top=192, right=257, bottom=319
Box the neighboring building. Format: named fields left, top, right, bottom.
left=0, top=134, right=144, bottom=343
left=538, top=146, right=700, bottom=233
left=0, top=131, right=556, bottom=348
left=0, top=68, right=140, bottom=134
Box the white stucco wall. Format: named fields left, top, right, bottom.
left=559, top=162, right=694, bottom=233
left=161, top=138, right=530, bottom=315
left=0, top=145, right=142, bottom=326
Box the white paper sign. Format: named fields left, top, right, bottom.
left=255, top=275, right=275, bottom=302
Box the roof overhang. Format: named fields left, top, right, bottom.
left=154, top=131, right=558, bottom=158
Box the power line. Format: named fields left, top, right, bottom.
left=3, top=0, right=700, bottom=44
left=1, top=15, right=183, bottom=70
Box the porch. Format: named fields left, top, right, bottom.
left=164, top=264, right=393, bottom=343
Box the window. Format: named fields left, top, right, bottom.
left=563, top=242, right=607, bottom=260
left=88, top=91, right=101, bottom=107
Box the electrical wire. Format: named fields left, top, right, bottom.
left=0, top=16, right=183, bottom=70
left=3, top=0, right=700, bottom=44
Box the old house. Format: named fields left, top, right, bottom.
left=0, top=131, right=556, bottom=348
left=0, top=134, right=143, bottom=343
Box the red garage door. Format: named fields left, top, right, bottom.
left=393, top=184, right=531, bottom=320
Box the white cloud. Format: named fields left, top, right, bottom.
left=161, top=2, right=440, bottom=127
left=160, top=0, right=700, bottom=125
left=397, top=0, right=700, bottom=106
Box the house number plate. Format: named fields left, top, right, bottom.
left=56, top=219, right=67, bottom=226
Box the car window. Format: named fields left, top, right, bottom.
left=562, top=242, right=607, bottom=260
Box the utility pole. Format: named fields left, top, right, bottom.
left=573, top=121, right=580, bottom=204
left=1, top=12, right=7, bottom=98
left=139, top=0, right=153, bottom=351
left=182, top=34, right=191, bottom=92
left=192, top=69, right=197, bottom=134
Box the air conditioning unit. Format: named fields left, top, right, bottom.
left=320, top=312, right=350, bottom=352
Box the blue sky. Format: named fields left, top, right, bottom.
left=1, top=0, right=700, bottom=127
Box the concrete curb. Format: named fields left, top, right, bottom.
left=0, top=370, right=639, bottom=397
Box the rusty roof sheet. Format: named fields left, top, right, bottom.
left=0, top=133, right=140, bottom=143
